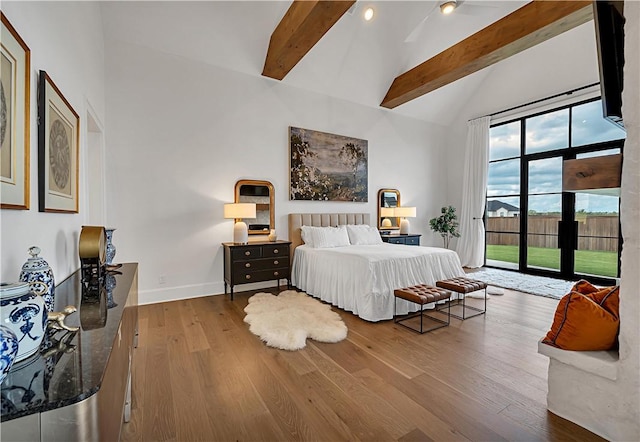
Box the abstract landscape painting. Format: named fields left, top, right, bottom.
left=290, top=127, right=368, bottom=202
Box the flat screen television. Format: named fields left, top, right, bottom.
left=594, top=1, right=625, bottom=128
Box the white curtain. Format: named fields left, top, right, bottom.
left=455, top=116, right=490, bottom=267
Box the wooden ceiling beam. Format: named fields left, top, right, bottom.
left=381, top=0, right=594, bottom=109
left=262, top=0, right=356, bottom=80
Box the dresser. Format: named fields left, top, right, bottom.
left=0, top=263, right=138, bottom=442
left=380, top=233, right=421, bottom=246
left=223, top=240, right=291, bottom=300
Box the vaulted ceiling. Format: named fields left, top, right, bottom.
left=101, top=1, right=600, bottom=125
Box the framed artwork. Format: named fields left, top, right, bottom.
left=290, top=127, right=368, bottom=202
left=38, top=70, right=79, bottom=213
left=1, top=13, right=31, bottom=209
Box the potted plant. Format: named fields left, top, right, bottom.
left=429, top=206, right=460, bottom=248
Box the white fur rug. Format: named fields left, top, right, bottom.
left=244, top=290, right=348, bottom=351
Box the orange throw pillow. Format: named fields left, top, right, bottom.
left=542, top=291, right=619, bottom=351
left=570, top=280, right=620, bottom=317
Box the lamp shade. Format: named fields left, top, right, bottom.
left=223, top=203, right=256, bottom=219
left=394, top=206, right=416, bottom=218
left=380, top=207, right=395, bottom=217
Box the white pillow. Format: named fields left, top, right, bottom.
left=300, top=225, right=315, bottom=247
left=303, top=225, right=350, bottom=248
left=346, top=224, right=383, bottom=245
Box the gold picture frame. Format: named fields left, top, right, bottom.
left=1, top=13, right=31, bottom=209
left=38, top=71, right=79, bottom=213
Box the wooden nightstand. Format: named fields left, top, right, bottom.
left=222, top=240, right=291, bottom=300
left=380, top=233, right=421, bottom=246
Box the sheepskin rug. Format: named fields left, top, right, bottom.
left=243, top=290, right=347, bottom=351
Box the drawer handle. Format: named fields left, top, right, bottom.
left=245, top=275, right=251, bottom=280
left=273, top=249, right=279, bottom=254
left=245, top=263, right=251, bottom=268
left=273, top=260, right=279, bottom=265
left=245, top=251, right=251, bottom=256
left=273, top=271, right=279, bottom=276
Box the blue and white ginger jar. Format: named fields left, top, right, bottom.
left=0, top=325, right=19, bottom=384
left=0, top=281, right=47, bottom=362
left=19, top=246, right=55, bottom=313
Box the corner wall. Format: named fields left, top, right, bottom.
left=104, top=39, right=450, bottom=304
left=0, top=2, right=105, bottom=283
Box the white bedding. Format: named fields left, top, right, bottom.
left=291, top=243, right=466, bottom=322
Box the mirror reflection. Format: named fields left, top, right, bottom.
left=378, top=188, right=400, bottom=230
left=235, top=180, right=275, bottom=235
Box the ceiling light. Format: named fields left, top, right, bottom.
left=440, top=1, right=457, bottom=15
left=363, top=7, right=374, bottom=21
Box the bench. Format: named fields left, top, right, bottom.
left=436, top=277, right=487, bottom=320
left=394, top=284, right=451, bottom=334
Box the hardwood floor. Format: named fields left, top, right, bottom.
left=122, top=286, right=604, bottom=442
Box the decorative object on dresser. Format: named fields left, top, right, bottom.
left=244, top=290, right=347, bottom=351
left=378, top=188, right=400, bottom=229
left=0, top=324, right=19, bottom=384
left=290, top=126, right=368, bottom=202
left=224, top=202, right=256, bottom=244
left=105, top=227, right=117, bottom=264
left=380, top=232, right=421, bottom=246
left=0, top=13, right=30, bottom=210
left=19, top=246, right=55, bottom=312
left=222, top=240, right=291, bottom=300
left=0, top=280, right=47, bottom=361
left=38, top=70, right=79, bottom=213
left=268, top=229, right=277, bottom=242
left=235, top=179, right=275, bottom=235
left=429, top=205, right=461, bottom=248
left=79, top=225, right=107, bottom=283
left=394, top=206, right=416, bottom=234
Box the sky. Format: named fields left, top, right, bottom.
left=487, top=99, right=624, bottom=214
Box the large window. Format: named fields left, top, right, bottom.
left=486, top=98, right=624, bottom=283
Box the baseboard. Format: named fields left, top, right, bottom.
left=138, top=280, right=289, bottom=305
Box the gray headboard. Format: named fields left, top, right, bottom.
left=288, top=213, right=371, bottom=261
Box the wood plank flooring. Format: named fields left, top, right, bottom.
left=121, top=286, right=604, bottom=442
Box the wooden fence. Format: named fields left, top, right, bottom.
left=486, top=215, right=619, bottom=251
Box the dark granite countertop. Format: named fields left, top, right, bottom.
left=1, top=263, right=138, bottom=422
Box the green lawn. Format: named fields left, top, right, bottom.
left=486, top=245, right=618, bottom=278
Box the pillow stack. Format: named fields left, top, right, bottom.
left=300, top=224, right=383, bottom=248
left=542, top=280, right=620, bottom=351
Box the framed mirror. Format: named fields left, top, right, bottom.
left=378, top=188, right=400, bottom=230
left=235, top=180, right=275, bottom=235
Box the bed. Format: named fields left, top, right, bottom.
left=289, top=213, right=466, bottom=322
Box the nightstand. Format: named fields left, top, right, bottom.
left=380, top=233, right=421, bottom=246
left=222, top=240, right=291, bottom=300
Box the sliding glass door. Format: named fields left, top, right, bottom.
left=486, top=98, right=624, bottom=285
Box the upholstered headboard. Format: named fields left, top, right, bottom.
left=288, top=213, right=370, bottom=261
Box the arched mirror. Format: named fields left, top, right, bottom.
left=378, top=188, right=400, bottom=230
left=235, top=180, right=275, bottom=235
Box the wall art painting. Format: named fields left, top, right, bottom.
left=1, top=13, right=30, bottom=209
left=290, top=127, right=368, bottom=202
left=38, top=71, right=79, bottom=213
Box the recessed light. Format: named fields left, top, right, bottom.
left=364, top=7, right=374, bottom=21
left=440, top=1, right=457, bottom=15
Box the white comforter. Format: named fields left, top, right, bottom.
left=292, top=243, right=466, bottom=322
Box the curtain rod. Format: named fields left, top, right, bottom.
left=470, top=82, right=600, bottom=122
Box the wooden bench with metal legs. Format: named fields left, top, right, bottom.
left=436, top=277, right=488, bottom=320
left=394, top=284, right=452, bottom=334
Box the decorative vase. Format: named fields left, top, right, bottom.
left=268, top=229, right=277, bottom=242
left=105, top=228, right=117, bottom=265
left=19, top=246, right=55, bottom=313
left=0, top=325, right=19, bottom=384
left=0, top=281, right=48, bottom=362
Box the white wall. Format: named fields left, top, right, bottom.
left=0, top=2, right=105, bottom=283
left=104, top=39, right=449, bottom=304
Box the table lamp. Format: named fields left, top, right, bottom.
left=380, top=207, right=395, bottom=228
left=224, top=203, right=256, bottom=244
left=394, top=206, right=416, bottom=234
